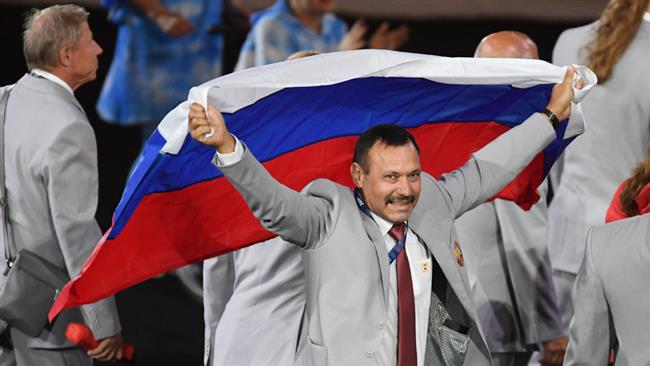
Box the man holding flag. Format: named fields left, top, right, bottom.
left=3, top=4, right=124, bottom=365
left=187, top=66, right=580, bottom=365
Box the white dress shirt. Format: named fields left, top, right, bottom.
left=214, top=136, right=432, bottom=366
left=368, top=211, right=432, bottom=366
left=31, top=68, right=74, bottom=95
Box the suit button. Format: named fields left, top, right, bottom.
left=366, top=349, right=375, bottom=358
left=377, top=322, right=385, bottom=330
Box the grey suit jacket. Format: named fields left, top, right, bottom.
left=2, top=74, right=120, bottom=348
left=564, top=214, right=650, bottom=366
left=203, top=237, right=305, bottom=366
left=456, top=182, right=563, bottom=353
left=217, top=113, right=556, bottom=365
left=548, top=19, right=650, bottom=275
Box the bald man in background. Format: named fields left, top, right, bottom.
left=474, top=31, right=539, bottom=59
left=455, top=31, right=567, bottom=366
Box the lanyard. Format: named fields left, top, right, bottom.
left=354, top=188, right=407, bottom=264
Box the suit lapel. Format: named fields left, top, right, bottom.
left=360, top=213, right=391, bottom=307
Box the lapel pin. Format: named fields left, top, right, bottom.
left=453, top=240, right=464, bottom=267
left=420, top=259, right=431, bottom=276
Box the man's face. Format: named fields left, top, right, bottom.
left=68, top=21, right=102, bottom=87
left=297, top=0, right=335, bottom=16
left=351, top=141, right=422, bottom=224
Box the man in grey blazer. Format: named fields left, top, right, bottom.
left=2, top=5, right=124, bottom=365
left=188, top=67, right=577, bottom=365
left=564, top=213, right=650, bottom=365
left=458, top=31, right=566, bottom=366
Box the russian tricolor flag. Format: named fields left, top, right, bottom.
left=50, top=50, right=594, bottom=319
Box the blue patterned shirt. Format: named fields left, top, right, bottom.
left=97, top=0, right=223, bottom=125
left=235, top=0, right=347, bottom=71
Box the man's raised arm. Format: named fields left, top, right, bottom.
left=188, top=103, right=333, bottom=248
left=437, top=66, right=581, bottom=218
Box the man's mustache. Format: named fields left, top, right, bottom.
left=385, top=195, right=416, bottom=205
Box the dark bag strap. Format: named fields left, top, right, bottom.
left=0, top=85, right=16, bottom=265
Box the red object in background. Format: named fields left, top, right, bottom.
left=606, top=179, right=650, bottom=223
left=65, top=323, right=135, bottom=363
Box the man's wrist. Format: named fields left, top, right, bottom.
left=216, top=135, right=236, bottom=154
left=214, top=135, right=244, bottom=167
left=542, top=108, right=560, bottom=129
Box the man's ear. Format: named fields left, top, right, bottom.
left=350, top=162, right=364, bottom=188
left=58, top=46, right=72, bottom=67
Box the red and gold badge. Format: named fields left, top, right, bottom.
left=453, top=240, right=464, bottom=267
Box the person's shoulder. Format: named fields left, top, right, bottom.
left=304, top=178, right=348, bottom=193
left=556, top=21, right=599, bottom=47
left=253, top=7, right=291, bottom=30
left=553, top=21, right=599, bottom=64
left=421, top=171, right=444, bottom=189
left=300, top=179, right=355, bottom=214
left=589, top=213, right=650, bottom=256
left=322, top=12, right=347, bottom=38
left=322, top=12, right=345, bottom=27
left=414, top=173, right=448, bottom=207
left=250, top=11, right=294, bottom=43
left=14, top=78, right=88, bottom=128
left=594, top=213, right=650, bottom=235
left=43, top=95, right=89, bottom=129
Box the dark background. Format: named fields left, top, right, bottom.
left=0, top=3, right=593, bottom=365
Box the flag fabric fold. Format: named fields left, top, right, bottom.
left=50, top=49, right=595, bottom=320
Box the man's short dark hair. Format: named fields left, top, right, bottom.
left=353, top=124, right=420, bottom=172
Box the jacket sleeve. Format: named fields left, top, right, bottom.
left=217, top=145, right=333, bottom=249
left=43, top=120, right=121, bottom=340
left=437, top=113, right=556, bottom=218
left=563, top=228, right=612, bottom=365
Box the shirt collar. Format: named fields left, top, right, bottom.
left=644, top=12, right=650, bottom=22
left=369, top=210, right=400, bottom=238
left=31, top=68, right=74, bottom=95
